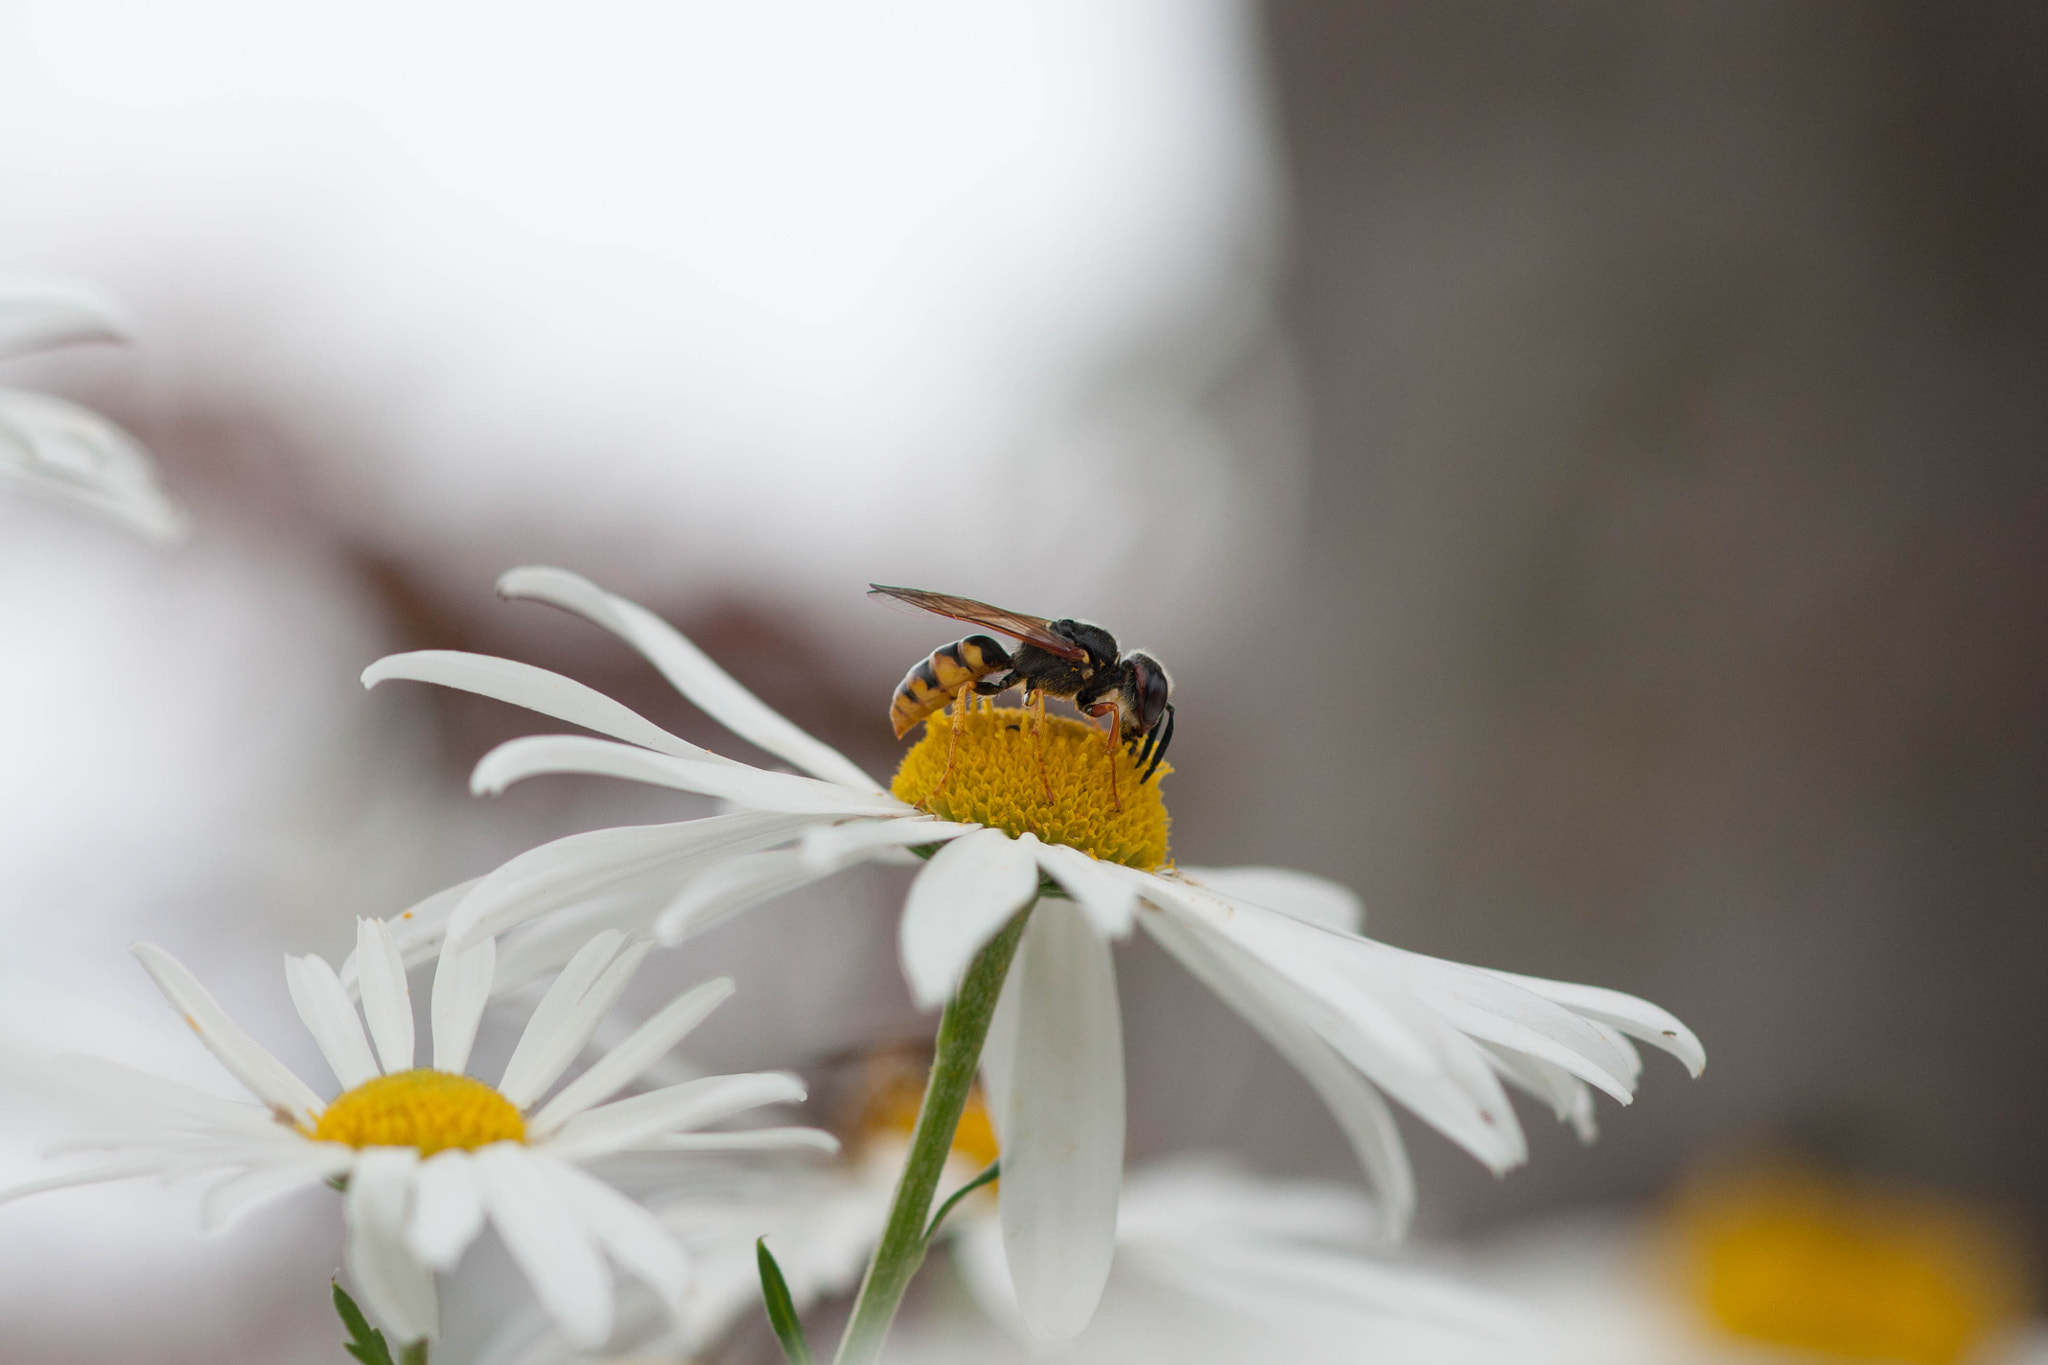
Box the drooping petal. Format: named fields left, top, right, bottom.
left=475, top=1143, right=612, bottom=1349
left=541, top=1156, right=692, bottom=1316
left=899, top=829, right=1040, bottom=1011
left=500, top=932, right=630, bottom=1107
left=364, top=651, right=740, bottom=765
left=430, top=936, right=496, bottom=1076
left=447, top=810, right=819, bottom=956
left=1033, top=843, right=1137, bottom=939
left=284, top=953, right=379, bottom=1090
left=1479, top=1043, right=1598, bottom=1143
left=355, top=918, right=415, bottom=1075
left=203, top=1147, right=354, bottom=1232
left=1140, top=913, right=1415, bottom=1238
left=345, top=1148, right=439, bottom=1344
left=409, top=1150, right=487, bottom=1270
left=1000, top=898, right=1124, bottom=1342
left=0, top=283, right=129, bottom=360
left=0, top=389, right=185, bottom=544
left=498, top=565, right=883, bottom=792
left=527, top=978, right=735, bottom=1134
left=545, top=1073, right=807, bottom=1161
left=654, top=850, right=840, bottom=944
left=1178, top=866, right=1365, bottom=934
left=498, top=938, right=652, bottom=1109
left=472, top=735, right=908, bottom=817
left=1482, top=968, right=1706, bottom=1077
left=130, top=943, right=324, bottom=1127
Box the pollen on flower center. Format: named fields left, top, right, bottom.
left=890, top=703, right=1169, bottom=871
left=312, top=1069, right=526, bottom=1156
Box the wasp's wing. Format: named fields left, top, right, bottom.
left=866, top=585, right=1088, bottom=662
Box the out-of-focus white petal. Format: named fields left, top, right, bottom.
left=472, top=735, right=908, bottom=817
left=899, top=829, right=1039, bottom=1010
left=364, top=650, right=743, bottom=765
left=475, top=1143, right=612, bottom=1349
left=500, top=931, right=630, bottom=1107
left=0, top=389, right=185, bottom=543
left=655, top=850, right=838, bottom=944
left=430, top=936, right=496, bottom=1075
left=796, top=817, right=976, bottom=869
left=1141, top=913, right=1415, bottom=1238
left=497, top=565, right=883, bottom=792
left=0, top=1159, right=170, bottom=1204
left=446, top=810, right=819, bottom=954
left=344, top=877, right=484, bottom=984
left=1000, top=898, right=1124, bottom=1341
left=202, top=1148, right=354, bottom=1231
left=630, top=1127, right=842, bottom=1155
left=129, top=943, right=323, bottom=1126
left=408, top=1150, right=487, bottom=1270
left=1480, top=1044, right=1598, bottom=1143
left=1180, top=865, right=1365, bottom=934
left=545, top=1073, right=807, bottom=1161
left=0, top=282, right=129, bottom=359
left=284, top=953, right=378, bottom=1090
left=1033, top=842, right=1136, bottom=938
left=355, top=918, right=415, bottom=1075
left=1482, top=969, right=1706, bottom=1077
left=528, top=977, right=734, bottom=1134
left=346, top=1148, right=439, bottom=1344
left=543, top=1156, right=692, bottom=1317
left=504, top=939, right=653, bottom=1110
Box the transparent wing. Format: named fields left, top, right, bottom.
left=866, top=585, right=1087, bottom=662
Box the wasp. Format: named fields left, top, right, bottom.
left=868, top=585, right=1175, bottom=807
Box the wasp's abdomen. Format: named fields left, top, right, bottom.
left=889, top=634, right=1012, bottom=738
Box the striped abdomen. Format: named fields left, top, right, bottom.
left=889, top=634, right=1012, bottom=738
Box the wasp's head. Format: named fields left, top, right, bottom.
left=1124, top=652, right=1171, bottom=734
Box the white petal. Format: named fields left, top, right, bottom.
left=408, top=1150, right=487, bottom=1270
left=364, top=651, right=741, bottom=765
left=899, top=829, right=1040, bottom=1010
left=130, top=943, right=323, bottom=1126
left=541, top=1157, right=692, bottom=1316
left=977, top=960, right=1021, bottom=1140
left=797, top=817, right=975, bottom=869
left=345, top=1148, right=439, bottom=1344
left=1480, top=1044, right=1598, bottom=1143
left=500, top=931, right=630, bottom=1106
left=447, top=810, right=820, bottom=954
left=498, top=565, right=883, bottom=792
left=545, top=1073, right=806, bottom=1161
left=528, top=977, right=735, bottom=1134
left=1034, top=843, right=1137, bottom=938
left=0, top=1159, right=169, bottom=1205
left=1000, top=898, right=1124, bottom=1341
left=355, top=918, right=416, bottom=1074
left=501, top=938, right=653, bottom=1109
left=203, top=1148, right=353, bottom=1232
left=0, top=389, right=185, bottom=544
left=430, top=936, right=496, bottom=1075
left=342, top=877, right=483, bottom=988
left=1178, top=866, right=1364, bottom=933
left=284, top=953, right=379, bottom=1090
left=0, top=282, right=129, bottom=359
left=1140, top=913, right=1414, bottom=1237
left=628, top=1127, right=841, bottom=1155
left=654, top=850, right=838, bottom=944
left=475, top=1143, right=613, bottom=1349
left=1483, top=968, right=1706, bottom=1077
left=472, top=735, right=909, bottom=816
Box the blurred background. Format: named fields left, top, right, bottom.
left=2, top=2, right=2043, bottom=1362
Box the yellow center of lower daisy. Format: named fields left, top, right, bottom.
left=312, top=1069, right=526, bottom=1156
left=859, top=1063, right=1002, bottom=1171
left=1673, top=1164, right=2025, bottom=1365
left=889, top=704, right=1169, bottom=871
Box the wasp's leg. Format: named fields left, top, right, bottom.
left=1140, top=704, right=1175, bottom=783
left=1084, top=702, right=1123, bottom=811
left=917, top=683, right=978, bottom=807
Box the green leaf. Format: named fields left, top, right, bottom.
left=332, top=1281, right=397, bottom=1365
left=922, top=1160, right=999, bottom=1245
left=756, top=1237, right=815, bottom=1365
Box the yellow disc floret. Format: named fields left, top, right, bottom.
left=313, top=1069, right=526, bottom=1156
left=890, top=703, right=1169, bottom=871
left=1672, top=1163, right=2026, bottom=1365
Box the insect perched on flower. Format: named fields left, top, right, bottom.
left=870, top=585, right=1175, bottom=806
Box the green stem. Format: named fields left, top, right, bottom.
left=833, top=909, right=1030, bottom=1365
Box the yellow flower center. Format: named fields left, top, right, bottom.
left=312, top=1069, right=526, bottom=1156
left=857, top=1059, right=1001, bottom=1172
left=890, top=703, right=1169, bottom=871
left=1673, top=1164, right=2026, bottom=1365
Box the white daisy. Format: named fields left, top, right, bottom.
left=0, top=922, right=836, bottom=1351
left=474, top=1081, right=1534, bottom=1365
left=0, top=281, right=185, bottom=543
left=364, top=565, right=1705, bottom=1339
